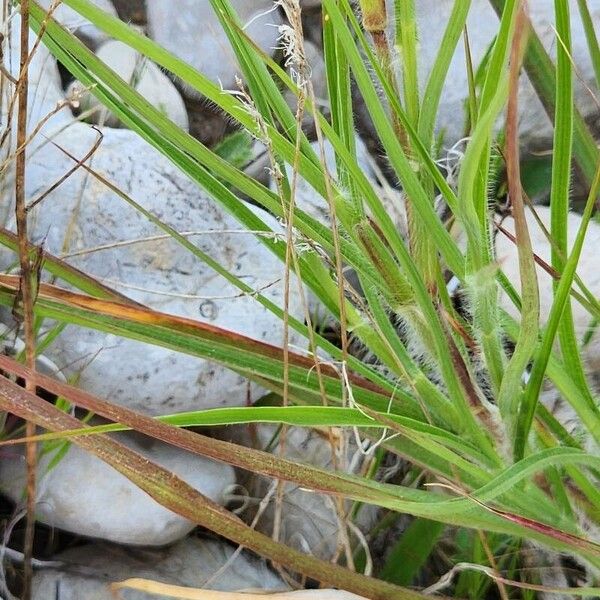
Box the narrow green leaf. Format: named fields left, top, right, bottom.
left=380, top=519, right=445, bottom=586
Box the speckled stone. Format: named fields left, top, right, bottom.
left=146, top=0, right=284, bottom=97
left=32, top=537, right=286, bottom=599
left=1, top=11, right=304, bottom=417
left=0, top=432, right=236, bottom=546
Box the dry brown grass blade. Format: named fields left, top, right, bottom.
left=0, top=355, right=389, bottom=503
left=0, top=274, right=387, bottom=394
left=497, top=0, right=539, bottom=445
left=111, top=579, right=368, bottom=599
left=0, top=368, right=430, bottom=600
left=13, top=1, right=36, bottom=596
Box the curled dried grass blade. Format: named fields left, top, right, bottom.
left=111, top=579, right=368, bottom=599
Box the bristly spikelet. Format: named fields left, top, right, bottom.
left=462, top=263, right=505, bottom=370
left=275, top=0, right=307, bottom=90
left=392, top=307, right=444, bottom=382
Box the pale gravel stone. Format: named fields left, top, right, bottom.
left=36, top=0, right=118, bottom=49
left=0, top=433, right=236, bottom=546
left=146, top=0, right=284, bottom=97
left=32, top=537, right=286, bottom=599
left=68, top=40, right=189, bottom=130
left=1, top=11, right=304, bottom=417
left=387, top=0, right=600, bottom=150
left=496, top=205, right=600, bottom=378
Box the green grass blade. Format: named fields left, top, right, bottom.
left=418, top=0, right=472, bottom=145
left=324, top=0, right=464, bottom=274
left=515, top=163, right=600, bottom=458
left=576, top=0, right=600, bottom=90
left=549, top=0, right=593, bottom=401
left=3, top=356, right=599, bottom=564
left=488, top=0, right=599, bottom=185
left=323, top=2, right=363, bottom=213
left=394, top=0, right=419, bottom=125
left=379, top=519, right=445, bottom=586
left=3, top=405, right=493, bottom=469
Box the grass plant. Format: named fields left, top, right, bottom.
left=1, top=0, right=599, bottom=597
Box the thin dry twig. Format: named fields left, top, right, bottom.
left=13, top=1, right=37, bottom=598
left=200, top=481, right=279, bottom=589
left=0, top=98, right=73, bottom=179
left=94, top=275, right=282, bottom=301
left=271, top=0, right=311, bottom=555
left=0, top=509, right=26, bottom=600
left=60, top=230, right=287, bottom=258
left=283, top=0, right=361, bottom=566
left=298, top=5, right=359, bottom=570
left=0, top=0, right=62, bottom=153
left=423, top=560, right=597, bottom=597
left=26, top=126, right=103, bottom=211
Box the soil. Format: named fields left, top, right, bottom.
left=110, top=0, right=146, bottom=26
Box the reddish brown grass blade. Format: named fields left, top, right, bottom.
left=0, top=369, right=428, bottom=600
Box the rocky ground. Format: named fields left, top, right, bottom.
left=1, top=1, right=599, bottom=599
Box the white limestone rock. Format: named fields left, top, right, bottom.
left=0, top=12, right=71, bottom=227
left=388, top=0, right=600, bottom=150
left=236, top=425, right=377, bottom=560
left=0, top=432, right=236, bottom=546
left=32, top=537, right=286, bottom=599
left=37, top=0, right=118, bottom=49
left=496, top=205, right=600, bottom=376
left=68, top=40, right=189, bottom=130
left=2, top=124, right=303, bottom=415
left=0, top=13, right=304, bottom=416
left=0, top=13, right=72, bottom=147
left=146, top=0, right=284, bottom=97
